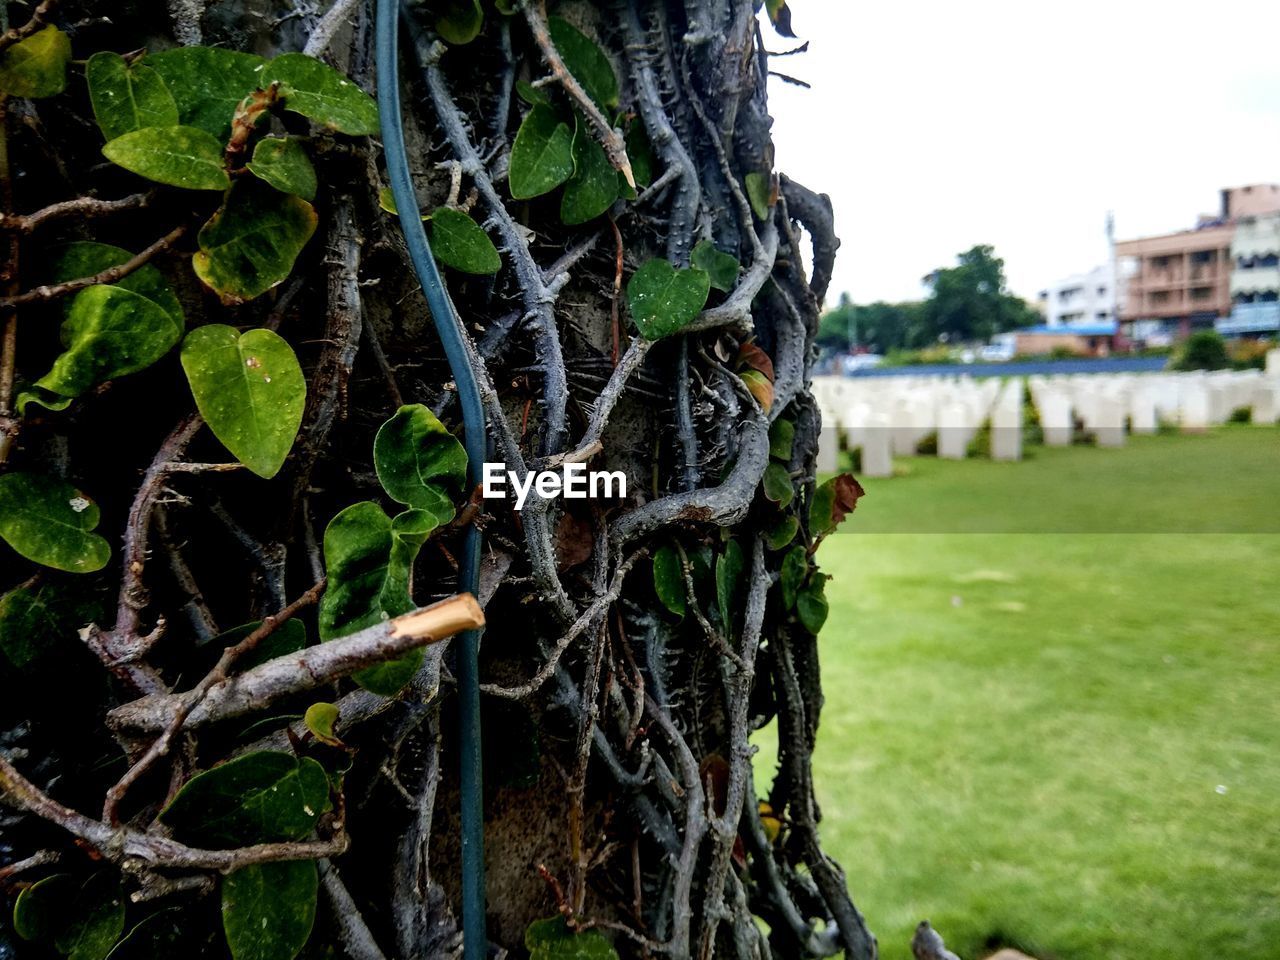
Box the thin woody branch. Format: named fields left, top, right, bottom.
left=0, top=0, right=58, bottom=55
left=108, top=594, right=486, bottom=734
left=0, top=192, right=152, bottom=233
left=0, top=753, right=346, bottom=873
left=523, top=0, right=634, bottom=189
left=0, top=224, right=188, bottom=310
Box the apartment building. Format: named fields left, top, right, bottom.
left=1117, top=184, right=1280, bottom=344
left=1222, top=212, right=1280, bottom=336
left=1037, top=264, right=1116, bottom=329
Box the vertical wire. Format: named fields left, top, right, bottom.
left=375, top=5, right=488, bottom=956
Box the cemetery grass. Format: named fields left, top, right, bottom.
left=754, top=424, right=1280, bottom=960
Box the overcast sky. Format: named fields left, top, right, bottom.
left=763, top=0, right=1280, bottom=304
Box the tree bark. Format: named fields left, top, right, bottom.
left=0, top=1, right=871, bottom=958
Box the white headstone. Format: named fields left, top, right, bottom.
left=937, top=402, right=971, bottom=460
left=1129, top=388, right=1157, bottom=435
left=1038, top=391, right=1073, bottom=446
left=1180, top=384, right=1209, bottom=432
left=861, top=413, right=893, bottom=478
left=1093, top=394, right=1126, bottom=447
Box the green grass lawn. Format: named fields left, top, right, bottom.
left=754, top=425, right=1280, bottom=960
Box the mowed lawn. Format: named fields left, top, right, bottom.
left=754, top=425, right=1280, bottom=960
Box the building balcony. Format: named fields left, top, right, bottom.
left=1218, top=301, right=1280, bottom=334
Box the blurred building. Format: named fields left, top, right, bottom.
left=1116, top=184, right=1280, bottom=345
left=1037, top=264, right=1117, bottom=328
left=1222, top=212, right=1280, bottom=337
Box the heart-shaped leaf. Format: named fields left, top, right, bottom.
left=626, top=259, right=711, bottom=340
left=761, top=460, right=794, bottom=507
left=0, top=26, right=70, bottom=99
left=548, top=17, right=619, bottom=110
left=247, top=137, right=317, bottom=201
left=14, top=872, right=124, bottom=960
left=763, top=515, right=799, bottom=551
left=796, top=572, right=829, bottom=634
left=509, top=103, right=574, bottom=200
left=193, top=179, right=318, bottom=304
left=691, top=239, right=740, bottom=293
left=561, top=113, right=618, bottom=225
left=160, top=751, right=329, bottom=847
left=221, top=861, right=317, bottom=960
left=651, top=543, right=686, bottom=618
left=715, top=540, right=745, bottom=634
left=780, top=545, right=807, bottom=611
left=525, top=915, right=619, bottom=960
left=434, top=0, right=485, bottom=45
left=52, top=241, right=184, bottom=323
left=264, top=53, right=379, bottom=135
left=144, top=47, right=269, bottom=139
left=0, top=579, right=103, bottom=671
left=429, top=207, right=501, bottom=275
left=303, top=702, right=341, bottom=746
left=85, top=51, right=178, bottom=141
left=373, top=404, right=468, bottom=526
left=745, top=171, right=772, bottom=220
left=0, top=473, right=110, bottom=573
left=319, top=503, right=433, bottom=695
left=100, top=908, right=191, bottom=959
left=27, top=285, right=184, bottom=406
left=102, top=125, right=230, bottom=190
left=769, top=417, right=795, bottom=461
left=808, top=473, right=865, bottom=538
left=180, top=325, right=306, bottom=478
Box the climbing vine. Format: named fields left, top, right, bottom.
left=0, top=1, right=870, bottom=959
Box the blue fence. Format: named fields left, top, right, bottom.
left=844, top=356, right=1169, bottom=379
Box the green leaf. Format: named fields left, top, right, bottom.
left=203, top=619, right=306, bottom=670
left=625, top=120, right=654, bottom=189
left=52, top=241, right=184, bottom=324
left=761, top=460, right=794, bottom=508
left=103, top=909, right=190, bottom=960
left=745, top=171, right=772, bottom=220
left=690, top=239, right=740, bottom=293
left=796, top=572, right=829, bottom=635
left=101, top=125, right=229, bottom=190
left=145, top=47, right=269, bottom=139
left=808, top=473, right=865, bottom=538
left=715, top=540, right=745, bottom=634
left=14, top=872, right=125, bottom=960
left=27, top=285, right=183, bottom=406
left=264, top=53, right=379, bottom=135
left=0, top=473, right=110, bottom=573
left=373, top=403, right=468, bottom=526
left=651, top=544, right=686, bottom=618
left=769, top=417, right=795, bottom=461
left=433, top=0, right=485, bottom=45
left=780, top=545, right=807, bottom=611
left=515, top=79, right=550, bottom=106
left=0, top=26, right=70, bottom=98
left=222, top=861, right=317, bottom=960
left=304, top=702, right=341, bottom=745
left=318, top=503, right=432, bottom=695
left=0, top=579, right=102, bottom=671
left=430, top=207, right=501, bottom=274
left=247, top=137, right=317, bottom=201
left=548, top=17, right=619, bottom=110
left=193, top=179, right=318, bottom=304
left=561, top=113, right=618, bottom=225
left=508, top=104, right=574, bottom=200
left=525, top=915, right=619, bottom=960
left=763, top=515, right=799, bottom=551
left=180, top=325, right=306, bottom=478
left=85, top=52, right=178, bottom=141
left=625, top=259, right=710, bottom=340
left=160, top=751, right=330, bottom=847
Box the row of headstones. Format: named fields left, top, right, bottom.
left=811, top=354, right=1280, bottom=477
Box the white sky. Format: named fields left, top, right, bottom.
left=763, top=0, right=1280, bottom=304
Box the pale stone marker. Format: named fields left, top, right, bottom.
left=937, top=402, right=971, bottom=460
left=861, top=413, right=893, bottom=477
left=1093, top=394, right=1126, bottom=447
left=1038, top=391, right=1073, bottom=446
left=1128, top=387, right=1157, bottom=435
left=1180, top=383, right=1209, bottom=432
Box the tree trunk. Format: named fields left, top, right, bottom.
left=0, top=1, right=872, bottom=958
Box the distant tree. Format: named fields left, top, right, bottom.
left=920, top=244, right=1037, bottom=343
left=1173, top=330, right=1230, bottom=371
left=817, top=294, right=925, bottom=353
